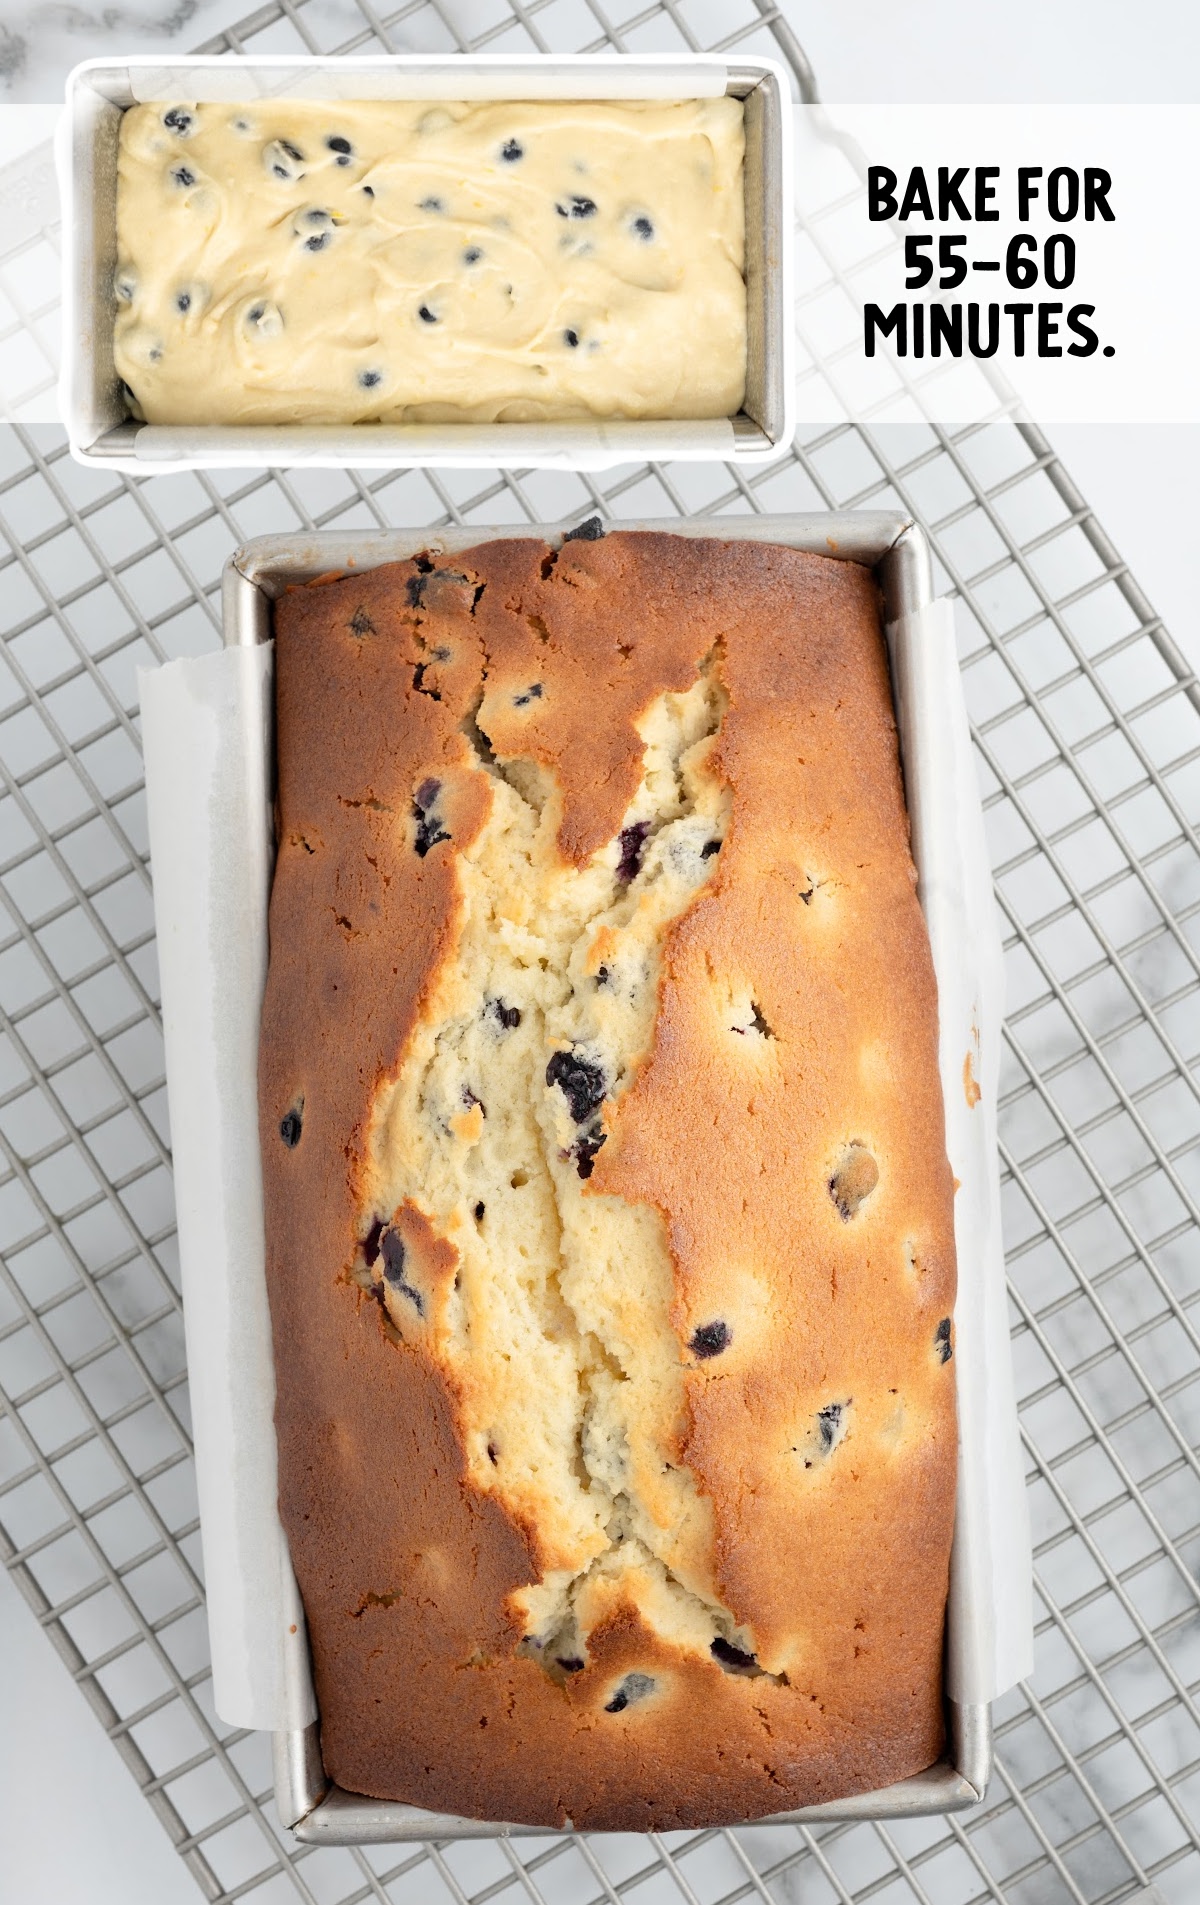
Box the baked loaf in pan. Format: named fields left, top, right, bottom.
left=259, top=530, right=958, bottom=1830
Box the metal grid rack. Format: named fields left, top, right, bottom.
left=0, top=1, right=1198, bottom=1902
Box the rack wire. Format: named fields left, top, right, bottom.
left=0, top=1, right=1197, bottom=1901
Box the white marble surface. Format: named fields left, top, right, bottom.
left=0, top=0, right=1197, bottom=102
left=0, top=0, right=254, bottom=100
left=0, top=1563, right=202, bottom=1903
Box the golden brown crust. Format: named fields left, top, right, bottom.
left=259, top=532, right=956, bottom=1828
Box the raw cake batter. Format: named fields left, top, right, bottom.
left=113, top=98, right=747, bottom=426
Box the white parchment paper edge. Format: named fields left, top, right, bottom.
left=141, top=643, right=314, bottom=1733
left=889, top=599, right=1034, bottom=1706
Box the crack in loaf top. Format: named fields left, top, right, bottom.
left=259, top=531, right=959, bottom=1830
left=113, top=98, right=746, bottom=426
left=274, top=529, right=756, bottom=868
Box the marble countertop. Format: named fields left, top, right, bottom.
left=0, top=0, right=1198, bottom=103
left=0, top=0, right=252, bottom=100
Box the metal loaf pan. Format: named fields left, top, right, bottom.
left=61, top=54, right=793, bottom=473
left=221, top=510, right=992, bottom=1844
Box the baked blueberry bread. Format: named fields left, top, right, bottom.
left=114, top=98, right=745, bottom=426
left=259, top=529, right=957, bottom=1829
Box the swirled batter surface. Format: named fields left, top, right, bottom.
left=113, top=98, right=746, bottom=426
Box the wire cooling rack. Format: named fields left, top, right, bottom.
left=0, top=2, right=1198, bottom=1902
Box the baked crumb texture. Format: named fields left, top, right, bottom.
left=259, top=532, right=958, bottom=1829
left=113, top=98, right=746, bottom=426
